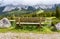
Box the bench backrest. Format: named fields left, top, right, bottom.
left=16, top=17, right=45, bottom=23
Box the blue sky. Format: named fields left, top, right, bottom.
left=0, top=0, right=60, bottom=6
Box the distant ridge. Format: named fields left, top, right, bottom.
left=0, top=4, right=60, bottom=13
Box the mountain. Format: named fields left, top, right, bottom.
left=0, top=6, right=5, bottom=12
left=0, top=4, right=60, bottom=13
left=33, top=4, right=56, bottom=10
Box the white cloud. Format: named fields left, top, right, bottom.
left=0, top=0, right=60, bottom=6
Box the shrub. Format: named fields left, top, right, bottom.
left=11, top=21, right=16, bottom=27
left=40, top=26, right=53, bottom=33
left=15, top=24, right=38, bottom=30
left=52, top=18, right=60, bottom=26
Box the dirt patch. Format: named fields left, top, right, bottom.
left=0, top=32, right=60, bottom=39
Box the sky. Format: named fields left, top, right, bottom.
left=0, top=0, right=60, bottom=6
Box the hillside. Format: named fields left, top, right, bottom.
left=0, top=8, right=56, bottom=17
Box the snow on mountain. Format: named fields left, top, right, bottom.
left=33, top=4, right=56, bottom=9
left=3, top=6, right=16, bottom=12
left=0, top=0, right=60, bottom=12
left=0, top=4, right=57, bottom=12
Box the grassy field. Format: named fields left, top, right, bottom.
left=0, top=26, right=55, bottom=34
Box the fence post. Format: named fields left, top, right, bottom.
left=38, top=17, right=41, bottom=30
left=19, top=17, right=21, bottom=26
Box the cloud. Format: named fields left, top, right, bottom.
left=0, top=0, right=60, bottom=6
left=23, top=0, right=60, bottom=5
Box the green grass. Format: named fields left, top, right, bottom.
left=0, top=29, right=51, bottom=34
left=0, top=26, right=53, bottom=34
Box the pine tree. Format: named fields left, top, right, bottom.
left=56, top=6, right=60, bottom=18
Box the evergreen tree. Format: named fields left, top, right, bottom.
left=56, top=6, right=60, bottom=18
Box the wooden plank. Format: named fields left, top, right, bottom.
left=16, top=22, right=40, bottom=24
left=9, top=20, right=16, bottom=21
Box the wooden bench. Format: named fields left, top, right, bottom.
left=16, top=17, right=45, bottom=26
